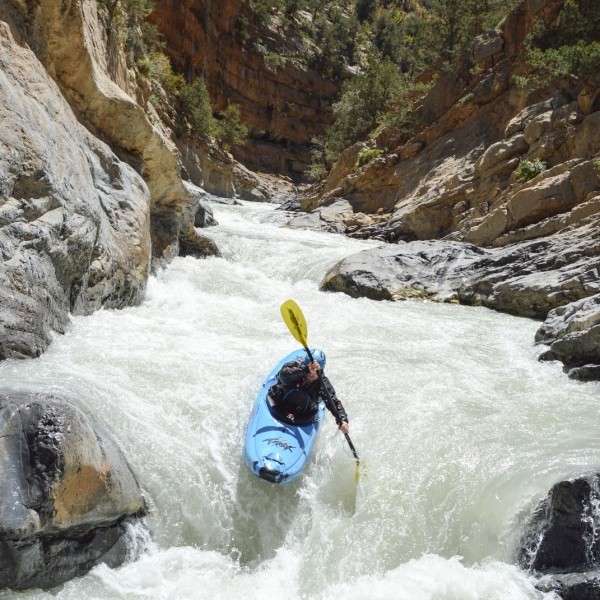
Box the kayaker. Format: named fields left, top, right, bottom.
left=269, top=351, right=350, bottom=433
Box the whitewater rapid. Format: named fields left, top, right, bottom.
left=1, top=199, right=598, bottom=600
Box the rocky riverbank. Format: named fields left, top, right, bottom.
left=286, top=0, right=600, bottom=381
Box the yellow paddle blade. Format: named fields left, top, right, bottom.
left=280, top=299, right=309, bottom=348
left=355, top=460, right=367, bottom=484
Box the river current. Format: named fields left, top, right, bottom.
left=1, top=199, right=599, bottom=600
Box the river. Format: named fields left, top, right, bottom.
left=1, top=199, right=598, bottom=600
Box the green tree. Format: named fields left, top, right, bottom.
left=524, top=0, right=600, bottom=86
left=356, top=0, right=377, bottom=22
left=180, top=77, right=215, bottom=135
left=325, top=60, right=403, bottom=161
left=212, top=105, right=249, bottom=151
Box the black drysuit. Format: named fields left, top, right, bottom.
left=269, top=358, right=348, bottom=425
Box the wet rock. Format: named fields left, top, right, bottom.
left=321, top=216, right=600, bottom=319
left=194, top=201, right=218, bottom=228
left=520, top=475, right=600, bottom=599
left=536, top=295, right=600, bottom=381
left=277, top=196, right=301, bottom=212
left=287, top=199, right=354, bottom=234
left=179, top=233, right=221, bottom=259
left=0, top=392, right=147, bottom=590
left=183, top=181, right=218, bottom=228
left=519, top=477, right=599, bottom=573
left=178, top=183, right=220, bottom=259
left=538, top=572, right=600, bottom=600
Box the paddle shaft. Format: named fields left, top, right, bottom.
left=304, top=347, right=360, bottom=464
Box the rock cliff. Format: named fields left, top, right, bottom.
left=301, top=0, right=600, bottom=379
left=0, top=0, right=242, bottom=360
left=0, top=12, right=151, bottom=360
left=150, top=0, right=338, bottom=176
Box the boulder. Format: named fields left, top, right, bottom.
left=472, top=29, right=504, bottom=68
left=520, top=475, right=600, bottom=599
left=0, top=392, right=147, bottom=590
left=321, top=214, right=600, bottom=319
left=536, top=294, right=600, bottom=380
left=287, top=199, right=354, bottom=234
left=538, top=572, right=600, bottom=600
left=519, top=477, right=600, bottom=573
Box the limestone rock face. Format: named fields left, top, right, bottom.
left=309, top=0, right=595, bottom=249
left=0, top=392, right=147, bottom=590
left=150, top=0, right=338, bottom=176
left=13, top=0, right=218, bottom=265
left=0, top=18, right=151, bottom=360
left=178, top=137, right=269, bottom=202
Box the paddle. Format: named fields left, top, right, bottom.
left=280, top=299, right=362, bottom=483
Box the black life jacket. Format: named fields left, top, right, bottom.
left=269, top=383, right=318, bottom=424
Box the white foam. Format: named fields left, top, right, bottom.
left=0, top=200, right=594, bottom=600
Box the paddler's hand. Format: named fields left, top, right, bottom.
left=305, top=360, right=320, bottom=383
left=339, top=421, right=349, bottom=435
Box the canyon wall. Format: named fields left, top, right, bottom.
left=151, top=0, right=339, bottom=176
left=296, top=0, right=600, bottom=379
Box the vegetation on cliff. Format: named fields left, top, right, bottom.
left=96, top=0, right=248, bottom=152
left=517, top=0, right=600, bottom=91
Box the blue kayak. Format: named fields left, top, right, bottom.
left=244, top=348, right=326, bottom=485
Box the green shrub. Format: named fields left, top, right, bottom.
left=325, top=60, right=403, bottom=161
left=306, top=160, right=327, bottom=181
left=180, top=77, right=215, bottom=135
left=355, top=148, right=383, bottom=169
left=145, top=52, right=185, bottom=93
left=593, top=157, right=600, bottom=174
left=514, top=158, right=547, bottom=181
left=212, top=105, right=248, bottom=151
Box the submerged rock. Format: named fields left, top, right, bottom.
left=0, top=392, right=147, bottom=591
left=538, top=572, right=600, bottom=600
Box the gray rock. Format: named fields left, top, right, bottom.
left=0, top=392, right=147, bottom=590
left=321, top=216, right=600, bottom=319
left=472, top=29, right=504, bottom=66
left=0, top=20, right=151, bottom=360
left=287, top=199, right=353, bottom=234
left=183, top=181, right=218, bottom=228
left=520, top=475, right=600, bottom=599
left=538, top=572, right=600, bottom=600
left=195, top=200, right=218, bottom=228
left=519, top=477, right=600, bottom=574
left=536, top=295, right=600, bottom=381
